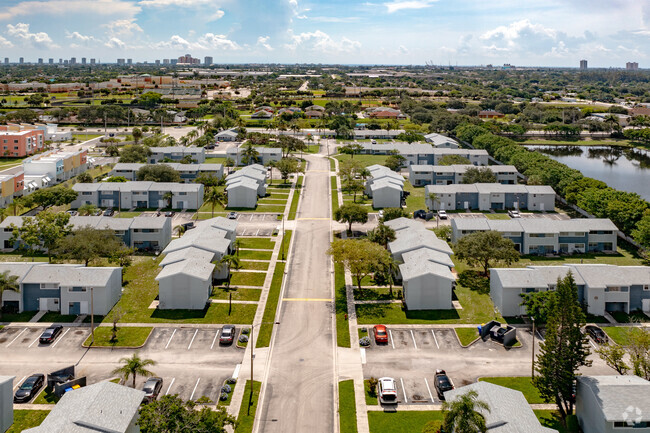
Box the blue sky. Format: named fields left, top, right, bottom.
left=0, top=0, right=648, bottom=66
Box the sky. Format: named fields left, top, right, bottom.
left=0, top=0, right=648, bottom=67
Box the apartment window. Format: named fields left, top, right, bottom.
left=41, top=283, right=59, bottom=290
left=575, top=244, right=585, bottom=250
left=179, top=192, right=187, bottom=196
left=614, top=421, right=649, bottom=428
left=605, top=287, right=621, bottom=292
left=522, top=288, right=536, bottom=293
left=68, top=287, right=87, bottom=292
left=643, top=285, right=649, bottom=291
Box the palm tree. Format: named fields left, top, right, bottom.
left=204, top=187, right=226, bottom=217
left=186, top=129, right=199, bottom=144
left=163, top=191, right=173, bottom=209
left=441, top=390, right=490, bottom=433
left=242, top=143, right=260, bottom=166
left=427, top=192, right=439, bottom=212
left=218, top=254, right=241, bottom=288
left=603, top=114, right=620, bottom=134
left=265, top=160, right=277, bottom=185
left=0, top=271, right=19, bottom=319
left=112, top=353, right=156, bottom=388
left=174, top=224, right=187, bottom=237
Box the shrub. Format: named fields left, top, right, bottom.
left=220, top=392, right=229, bottom=401
left=226, top=377, right=237, bottom=385
left=359, top=336, right=371, bottom=346
left=239, top=335, right=249, bottom=343
left=368, top=377, right=379, bottom=397
left=221, top=384, right=232, bottom=394
left=242, top=328, right=250, bottom=335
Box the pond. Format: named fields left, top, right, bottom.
left=525, top=145, right=650, bottom=201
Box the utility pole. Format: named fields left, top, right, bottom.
left=248, top=321, right=280, bottom=415
left=281, top=215, right=285, bottom=261
left=531, top=317, right=536, bottom=378
left=90, top=287, right=95, bottom=345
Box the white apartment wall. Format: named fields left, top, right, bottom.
left=403, top=274, right=453, bottom=310
left=158, top=274, right=210, bottom=310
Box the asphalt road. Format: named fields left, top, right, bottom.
left=258, top=153, right=336, bottom=433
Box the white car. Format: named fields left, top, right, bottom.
left=508, top=210, right=521, bottom=218
left=437, top=210, right=448, bottom=220
left=378, top=377, right=398, bottom=404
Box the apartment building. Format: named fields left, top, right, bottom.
left=226, top=146, right=282, bottom=166
left=358, top=142, right=489, bottom=166
left=425, top=183, right=556, bottom=211
left=22, top=149, right=88, bottom=188
left=365, top=164, right=404, bottom=209
left=110, top=163, right=223, bottom=182
left=148, top=146, right=206, bottom=164
left=408, top=164, right=519, bottom=186
left=71, top=181, right=204, bottom=210
left=0, top=172, right=24, bottom=207
left=0, top=127, right=44, bottom=157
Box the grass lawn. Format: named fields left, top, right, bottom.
left=83, top=326, right=153, bottom=347
left=235, top=380, right=260, bottom=433
left=368, top=411, right=443, bottom=433
left=0, top=311, right=37, bottom=322
left=230, top=271, right=266, bottom=287
left=72, top=134, right=102, bottom=141
left=6, top=410, right=50, bottom=433
left=330, top=157, right=336, bottom=171
left=335, top=263, right=351, bottom=347
left=356, top=285, right=501, bottom=325
left=354, top=287, right=401, bottom=301
left=212, top=287, right=261, bottom=302
left=338, top=380, right=358, bottom=433
left=248, top=204, right=286, bottom=213
left=534, top=411, right=580, bottom=433
left=455, top=327, right=479, bottom=346
left=514, top=242, right=645, bottom=268
left=256, top=259, right=287, bottom=347
left=603, top=326, right=643, bottom=346
left=610, top=311, right=650, bottom=323
left=239, top=250, right=273, bottom=260
left=38, top=312, right=78, bottom=323
left=364, top=379, right=378, bottom=405
left=238, top=237, right=275, bottom=250
left=485, top=213, right=512, bottom=220
left=331, top=176, right=339, bottom=214
left=103, top=257, right=257, bottom=324
left=238, top=260, right=270, bottom=271
left=403, top=182, right=424, bottom=215
left=116, top=211, right=142, bottom=218
left=0, top=157, right=25, bottom=169
left=288, top=175, right=304, bottom=220
left=479, top=377, right=545, bottom=404
left=204, top=157, right=227, bottom=164
left=33, top=387, right=60, bottom=404
left=335, top=154, right=387, bottom=168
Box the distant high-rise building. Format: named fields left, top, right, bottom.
left=171, top=59, right=178, bottom=65
left=38, top=58, right=43, bottom=64
left=204, top=56, right=213, bottom=65
left=626, top=62, right=639, bottom=70
left=127, top=58, right=132, bottom=65
left=178, top=53, right=200, bottom=64
left=3, top=58, right=8, bottom=65
left=59, top=58, right=63, bottom=64
left=48, top=58, right=54, bottom=64
left=580, top=59, right=588, bottom=70
left=19, top=57, right=24, bottom=64
left=81, top=57, right=86, bottom=65
left=155, top=59, right=161, bottom=66
left=70, top=57, right=76, bottom=65
left=163, top=59, right=170, bottom=65
left=64, top=60, right=69, bottom=65
left=90, top=58, right=96, bottom=65
left=117, top=58, right=126, bottom=65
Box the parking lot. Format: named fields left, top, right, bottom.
left=234, top=213, right=281, bottom=236
left=0, top=325, right=245, bottom=404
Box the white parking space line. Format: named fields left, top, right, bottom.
left=210, top=331, right=220, bottom=350
left=233, top=364, right=241, bottom=380
left=424, top=378, right=434, bottom=402
left=51, top=328, right=70, bottom=348
left=6, top=328, right=27, bottom=347
left=189, top=378, right=201, bottom=401
left=165, top=329, right=177, bottom=349
left=255, top=229, right=259, bottom=236
left=431, top=330, right=439, bottom=349
left=360, top=348, right=366, bottom=364
left=400, top=378, right=408, bottom=403
left=410, top=330, right=418, bottom=350
left=388, top=330, right=395, bottom=349
left=187, top=329, right=198, bottom=350
left=29, top=336, right=40, bottom=348
left=165, top=378, right=176, bottom=395
left=536, top=330, right=544, bottom=341
left=589, top=340, right=597, bottom=350
left=13, top=376, right=26, bottom=390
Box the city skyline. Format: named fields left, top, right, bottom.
left=0, top=1, right=647, bottom=67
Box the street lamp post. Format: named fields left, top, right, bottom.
left=90, top=287, right=95, bottom=345
left=531, top=317, right=536, bottom=378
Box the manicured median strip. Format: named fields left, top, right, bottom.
left=83, top=326, right=153, bottom=347
left=368, top=411, right=443, bottom=433
left=338, top=380, right=358, bottom=433
left=256, top=261, right=286, bottom=347
left=603, top=326, right=638, bottom=345
left=479, top=376, right=545, bottom=404
left=331, top=176, right=339, bottom=214
left=287, top=175, right=303, bottom=220
left=364, top=379, right=378, bottom=405
left=235, top=380, right=261, bottom=433
left=455, top=327, right=479, bottom=346
left=335, top=263, right=351, bottom=347
left=230, top=272, right=267, bottom=287
left=238, top=237, right=275, bottom=250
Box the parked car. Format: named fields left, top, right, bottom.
left=373, top=325, right=388, bottom=344
left=413, top=209, right=427, bottom=219
left=14, top=374, right=45, bottom=403
left=39, top=325, right=63, bottom=344
left=585, top=325, right=608, bottom=344
left=434, top=369, right=454, bottom=400
left=66, top=210, right=78, bottom=216
left=437, top=210, right=448, bottom=220
left=164, top=211, right=175, bottom=217
left=219, top=325, right=236, bottom=345
left=508, top=210, right=521, bottom=218
left=227, top=211, right=238, bottom=220
left=378, top=377, right=398, bottom=404
left=103, top=208, right=115, bottom=217
left=142, top=377, right=164, bottom=403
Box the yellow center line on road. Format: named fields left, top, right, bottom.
left=282, top=297, right=332, bottom=302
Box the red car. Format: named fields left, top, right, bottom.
left=373, top=325, right=388, bottom=344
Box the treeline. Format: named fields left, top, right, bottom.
left=455, top=124, right=650, bottom=247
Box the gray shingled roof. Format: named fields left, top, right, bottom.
left=23, top=381, right=145, bottom=433
left=389, top=227, right=453, bottom=256
left=22, top=265, right=120, bottom=286
left=384, top=217, right=422, bottom=232
left=399, top=254, right=455, bottom=281
left=490, top=268, right=549, bottom=289
left=0, top=263, right=40, bottom=281
left=159, top=247, right=215, bottom=267
left=402, top=247, right=455, bottom=268
left=156, top=258, right=215, bottom=280
left=198, top=216, right=238, bottom=233
left=578, top=376, right=650, bottom=422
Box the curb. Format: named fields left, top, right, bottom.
left=81, top=327, right=153, bottom=349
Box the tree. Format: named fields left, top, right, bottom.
left=380, top=207, right=408, bottom=222
left=218, top=254, right=241, bottom=288
left=441, top=389, right=490, bottom=433
left=453, top=231, right=519, bottom=275
left=30, top=186, right=78, bottom=208
left=194, top=173, right=224, bottom=188
left=265, top=160, right=277, bottom=185
left=334, top=203, right=369, bottom=234
left=395, top=131, right=425, bottom=143
left=373, top=255, right=400, bottom=298
left=11, top=212, right=71, bottom=262
left=163, top=191, right=173, bottom=209
left=627, top=327, right=650, bottom=380
left=534, top=272, right=591, bottom=427
left=438, top=154, right=471, bottom=166
left=136, top=165, right=181, bottom=183
left=385, top=152, right=406, bottom=172
left=461, top=167, right=497, bottom=184
left=367, top=223, right=396, bottom=249
left=138, top=395, right=236, bottom=433
left=339, top=143, right=363, bottom=159
left=204, top=187, right=226, bottom=217
left=106, top=176, right=128, bottom=182
left=327, top=239, right=391, bottom=290
left=632, top=214, right=650, bottom=248
left=76, top=172, right=93, bottom=183
left=520, top=290, right=555, bottom=323
left=427, top=192, right=439, bottom=212
left=120, top=144, right=152, bottom=163
left=242, top=143, right=260, bottom=166
left=596, top=343, right=629, bottom=375
left=278, top=135, right=306, bottom=158
left=112, top=352, right=156, bottom=388
left=0, top=270, right=19, bottom=319
left=108, top=247, right=134, bottom=284
left=276, top=158, right=303, bottom=183
left=132, top=127, right=143, bottom=145
left=78, top=203, right=99, bottom=216
left=55, top=227, right=124, bottom=266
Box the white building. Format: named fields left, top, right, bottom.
left=425, top=183, right=555, bottom=211
left=71, top=181, right=204, bottom=210
left=226, top=146, right=282, bottom=166
left=148, top=146, right=205, bottom=164
left=225, top=164, right=267, bottom=208
left=423, top=133, right=459, bottom=148
left=364, top=165, right=404, bottom=209
left=156, top=259, right=215, bottom=310
left=408, top=164, right=519, bottom=186
left=0, top=376, right=13, bottom=433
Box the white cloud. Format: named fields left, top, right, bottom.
left=284, top=30, right=361, bottom=54
left=65, top=31, right=100, bottom=48
left=385, top=0, right=437, bottom=13
left=398, top=45, right=408, bottom=54
left=257, top=36, right=273, bottom=51
left=6, top=23, right=57, bottom=49
left=105, top=19, right=143, bottom=37
left=0, top=0, right=140, bottom=20
left=105, top=37, right=126, bottom=49
left=0, top=36, right=13, bottom=48
left=139, top=0, right=213, bottom=6
left=152, top=33, right=240, bottom=51
left=197, top=33, right=240, bottom=50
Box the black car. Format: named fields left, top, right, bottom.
left=585, top=325, right=608, bottom=344
left=142, top=377, right=164, bottom=403
left=14, top=374, right=45, bottom=403
left=413, top=209, right=427, bottom=219
left=165, top=211, right=175, bottom=217
left=103, top=208, right=115, bottom=217
left=219, top=325, right=236, bottom=345
left=434, top=369, right=454, bottom=400
left=39, top=325, right=63, bottom=344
